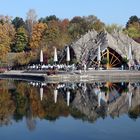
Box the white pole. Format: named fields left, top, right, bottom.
left=67, top=91, right=70, bottom=106
left=128, top=45, right=132, bottom=60
left=98, top=91, right=102, bottom=107
left=54, top=89, right=58, bottom=103
left=40, top=49, right=43, bottom=63
left=66, top=46, right=70, bottom=62
left=127, top=92, right=132, bottom=108
left=40, top=87, right=43, bottom=101
left=97, top=45, right=101, bottom=61
left=97, top=45, right=101, bottom=68
left=54, top=47, right=58, bottom=62
left=127, top=83, right=132, bottom=108
left=128, top=45, right=133, bottom=70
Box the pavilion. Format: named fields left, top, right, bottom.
left=59, top=29, right=140, bottom=69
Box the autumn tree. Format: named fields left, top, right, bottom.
left=0, top=20, right=15, bottom=63
left=91, top=20, right=105, bottom=32
left=38, top=20, right=60, bottom=61
left=30, top=22, right=47, bottom=50
left=13, top=52, right=31, bottom=66
left=44, top=20, right=59, bottom=46
left=57, top=19, right=71, bottom=48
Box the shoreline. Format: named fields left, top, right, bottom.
left=0, top=70, right=140, bottom=83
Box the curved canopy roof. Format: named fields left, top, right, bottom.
left=59, top=29, right=140, bottom=67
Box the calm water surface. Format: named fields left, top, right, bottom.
left=0, top=79, right=140, bottom=140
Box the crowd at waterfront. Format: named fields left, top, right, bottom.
left=26, top=63, right=140, bottom=72
left=27, top=63, right=89, bottom=72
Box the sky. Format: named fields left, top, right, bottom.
left=0, top=0, right=140, bottom=26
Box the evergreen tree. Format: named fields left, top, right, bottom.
left=12, top=17, right=25, bottom=30
left=12, top=27, right=28, bottom=52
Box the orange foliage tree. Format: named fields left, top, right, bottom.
left=29, top=22, right=48, bottom=51
left=0, top=22, right=15, bottom=63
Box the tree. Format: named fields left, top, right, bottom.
left=30, top=22, right=47, bottom=50
left=105, top=24, right=122, bottom=33
left=124, top=15, right=140, bottom=43
left=13, top=52, right=32, bottom=66
left=11, top=27, right=28, bottom=52
left=92, top=20, right=105, bottom=32
left=44, top=20, right=60, bottom=46
left=57, top=19, right=71, bottom=48
left=68, top=16, right=89, bottom=40
left=0, top=22, right=15, bottom=62
left=0, top=15, right=12, bottom=24
left=12, top=17, right=25, bottom=29
left=83, top=15, right=98, bottom=24
left=126, top=26, right=140, bottom=38
left=68, top=16, right=104, bottom=40
left=38, top=15, right=59, bottom=24
left=126, top=15, right=140, bottom=28
left=25, top=9, right=37, bottom=41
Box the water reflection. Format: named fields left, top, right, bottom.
left=0, top=79, right=140, bottom=131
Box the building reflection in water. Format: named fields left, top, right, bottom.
left=0, top=79, right=140, bottom=130
left=29, top=81, right=138, bottom=110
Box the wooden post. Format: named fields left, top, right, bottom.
left=107, top=48, right=109, bottom=69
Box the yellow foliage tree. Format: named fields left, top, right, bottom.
left=30, top=22, right=47, bottom=50
left=0, top=23, right=15, bottom=63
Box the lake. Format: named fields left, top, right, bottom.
left=0, top=79, right=140, bottom=140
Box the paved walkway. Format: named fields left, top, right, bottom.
left=0, top=70, right=140, bottom=83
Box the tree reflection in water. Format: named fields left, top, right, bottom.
left=0, top=79, right=140, bottom=130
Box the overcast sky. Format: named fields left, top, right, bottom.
left=0, top=0, right=140, bottom=26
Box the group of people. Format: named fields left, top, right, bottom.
left=27, top=63, right=77, bottom=71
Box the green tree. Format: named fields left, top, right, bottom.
left=38, top=15, right=59, bottom=24
left=126, top=15, right=140, bottom=28
left=105, top=24, right=122, bottom=33
left=68, top=16, right=89, bottom=40
left=11, top=27, right=28, bottom=52
left=12, top=17, right=25, bottom=30
left=126, top=26, right=140, bottom=38
left=124, top=15, right=140, bottom=43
